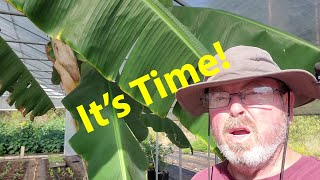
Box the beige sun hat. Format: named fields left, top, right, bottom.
left=176, top=46, right=320, bottom=116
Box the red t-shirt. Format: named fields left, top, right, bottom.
left=192, top=156, right=320, bottom=180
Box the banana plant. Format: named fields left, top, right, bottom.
left=0, top=36, right=54, bottom=119
left=63, top=62, right=192, bottom=179
left=2, top=0, right=320, bottom=179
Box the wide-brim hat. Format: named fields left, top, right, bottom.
left=176, top=46, right=320, bottom=116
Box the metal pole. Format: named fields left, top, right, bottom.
left=268, top=0, right=272, bottom=25
left=215, top=154, right=218, bottom=165
left=315, top=0, right=320, bottom=45
left=173, top=0, right=187, bottom=6
left=30, top=70, right=52, bottom=73
left=5, top=39, right=47, bottom=45
left=208, top=114, right=211, bottom=180
left=178, top=122, right=182, bottom=180
left=0, top=10, right=25, bottom=17
left=156, top=132, right=159, bottom=180
left=208, top=135, right=210, bottom=180
left=20, top=57, right=50, bottom=62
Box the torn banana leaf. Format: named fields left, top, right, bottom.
left=0, top=36, right=54, bottom=118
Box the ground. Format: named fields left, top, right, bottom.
left=0, top=152, right=215, bottom=180
left=0, top=155, right=85, bottom=180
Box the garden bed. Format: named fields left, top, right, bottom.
left=0, top=160, right=27, bottom=179
left=0, top=155, right=85, bottom=180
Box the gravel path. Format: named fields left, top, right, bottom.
left=164, top=150, right=222, bottom=180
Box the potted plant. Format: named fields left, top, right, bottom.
left=141, top=136, right=173, bottom=180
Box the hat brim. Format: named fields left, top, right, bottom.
left=176, top=69, right=320, bottom=116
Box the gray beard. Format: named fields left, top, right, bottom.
left=218, top=142, right=281, bottom=168
left=214, top=114, right=288, bottom=168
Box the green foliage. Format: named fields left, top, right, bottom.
left=182, top=138, right=214, bottom=154
left=141, top=136, right=173, bottom=171
left=66, top=167, right=75, bottom=178
left=0, top=161, right=12, bottom=179
left=48, top=154, right=65, bottom=164
left=13, top=161, right=25, bottom=180
left=0, top=111, right=65, bottom=155
left=289, top=115, right=320, bottom=158
left=0, top=142, right=4, bottom=156
left=49, top=167, right=76, bottom=180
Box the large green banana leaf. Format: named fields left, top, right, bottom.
left=0, top=36, right=54, bottom=118
left=6, top=0, right=209, bottom=118
left=171, top=7, right=320, bottom=72
left=62, top=63, right=149, bottom=179
left=62, top=62, right=192, bottom=178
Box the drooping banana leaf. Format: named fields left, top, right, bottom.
left=6, top=0, right=209, bottom=118
left=62, top=62, right=192, bottom=178
left=0, top=36, right=54, bottom=118
left=171, top=7, right=320, bottom=72
left=141, top=113, right=193, bottom=153
left=62, top=63, right=149, bottom=179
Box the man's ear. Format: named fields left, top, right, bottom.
left=283, top=91, right=295, bottom=123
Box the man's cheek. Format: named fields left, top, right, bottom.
left=211, top=124, right=223, bottom=140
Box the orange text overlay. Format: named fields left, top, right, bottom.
left=77, top=41, right=230, bottom=133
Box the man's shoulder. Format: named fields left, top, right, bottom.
left=293, top=155, right=320, bottom=169
left=267, top=155, right=320, bottom=180
left=303, top=155, right=320, bottom=163
left=287, top=155, right=320, bottom=178
left=191, top=156, right=320, bottom=180
left=191, top=161, right=232, bottom=180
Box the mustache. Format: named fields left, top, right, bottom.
left=223, top=116, right=257, bottom=133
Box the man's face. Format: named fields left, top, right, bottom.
left=209, top=78, right=290, bottom=167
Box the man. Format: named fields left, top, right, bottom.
left=176, top=46, right=320, bottom=179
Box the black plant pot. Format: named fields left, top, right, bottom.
left=147, top=169, right=169, bottom=180
left=148, top=169, right=155, bottom=180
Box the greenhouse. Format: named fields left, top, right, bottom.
left=0, top=0, right=320, bottom=179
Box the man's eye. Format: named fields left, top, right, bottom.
left=243, top=91, right=261, bottom=99
left=243, top=91, right=255, bottom=96
left=215, top=97, right=228, bottom=101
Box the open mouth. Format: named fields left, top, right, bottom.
left=229, top=128, right=251, bottom=135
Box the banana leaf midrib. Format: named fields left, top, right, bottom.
left=109, top=83, right=128, bottom=179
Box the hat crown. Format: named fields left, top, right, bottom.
left=205, top=46, right=281, bottom=82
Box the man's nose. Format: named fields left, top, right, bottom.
left=229, top=95, right=245, bottom=117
